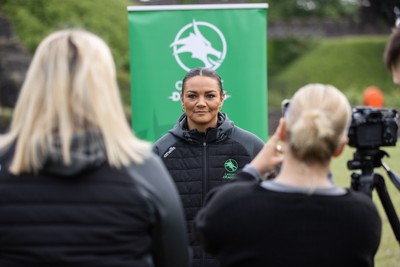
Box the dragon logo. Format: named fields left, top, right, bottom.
left=224, top=159, right=238, bottom=173
left=170, top=19, right=227, bottom=72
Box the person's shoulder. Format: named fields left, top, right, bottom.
left=230, top=126, right=264, bottom=144
left=126, top=152, right=173, bottom=190
left=343, top=189, right=379, bottom=211
left=228, top=126, right=264, bottom=156
left=202, top=181, right=262, bottom=210
left=346, top=189, right=373, bottom=201
left=209, top=180, right=259, bottom=201
left=142, top=152, right=163, bottom=166
left=127, top=152, right=161, bottom=174
left=152, top=132, right=179, bottom=155
left=0, top=141, right=15, bottom=163
left=153, top=132, right=174, bottom=145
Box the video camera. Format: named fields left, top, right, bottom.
left=347, top=106, right=399, bottom=149
left=346, top=106, right=400, bottom=245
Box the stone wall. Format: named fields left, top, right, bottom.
left=0, top=11, right=32, bottom=132
left=0, top=11, right=31, bottom=109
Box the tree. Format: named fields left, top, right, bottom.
left=358, top=0, right=400, bottom=27
left=262, top=0, right=359, bottom=20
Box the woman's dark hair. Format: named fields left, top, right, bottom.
left=384, top=27, right=400, bottom=71
left=181, top=67, right=223, bottom=94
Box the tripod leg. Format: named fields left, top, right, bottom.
left=373, top=173, right=400, bottom=244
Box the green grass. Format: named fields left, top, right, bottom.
left=331, top=146, right=400, bottom=267
left=270, top=36, right=398, bottom=109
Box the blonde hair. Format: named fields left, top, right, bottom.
left=285, top=84, right=351, bottom=164
left=0, top=29, right=150, bottom=174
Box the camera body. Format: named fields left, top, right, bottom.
left=348, top=106, right=399, bottom=149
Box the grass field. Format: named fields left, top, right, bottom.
left=269, top=36, right=400, bottom=109
left=331, top=145, right=400, bottom=267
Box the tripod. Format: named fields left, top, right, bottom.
left=347, top=148, right=400, bottom=245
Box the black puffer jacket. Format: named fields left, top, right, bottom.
left=152, top=113, right=264, bottom=267
left=0, top=134, right=190, bottom=267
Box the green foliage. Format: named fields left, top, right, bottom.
left=1, top=0, right=133, bottom=106
left=268, top=37, right=317, bottom=76
left=271, top=36, right=397, bottom=108
left=1, top=0, right=131, bottom=70
left=266, top=0, right=359, bottom=20
left=268, top=37, right=317, bottom=107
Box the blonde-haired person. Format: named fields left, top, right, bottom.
left=195, top=84, right=381, bottom=267
left=0, top=29, right=190, bottom=267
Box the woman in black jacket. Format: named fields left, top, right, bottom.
left=153, top=67, right=264, bottom=267
left=0, top=29, right=190, bottom=267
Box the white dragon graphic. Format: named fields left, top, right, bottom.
left=170, top=19, right=224, bottom=70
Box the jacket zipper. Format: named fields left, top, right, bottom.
left=201, top=141, right=208, bottom=266
left=202, top=141, right=208, bottom=204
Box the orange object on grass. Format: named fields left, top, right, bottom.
left=363, top=86, right=384, bottom=108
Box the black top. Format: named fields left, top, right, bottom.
left=0, top=133, right=190, bottom=267
left=153, top=113, right=264, bottom=267
left=195, top=172, right=382, bottom=267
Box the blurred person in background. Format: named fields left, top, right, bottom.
left=384, top=26, right=400, bottom=85
left=0, top=29, right=190, bottom=267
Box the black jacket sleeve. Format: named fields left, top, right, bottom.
left=127, top=153, right=191, bottom=267
left=194, top=172, right=259, bottom=255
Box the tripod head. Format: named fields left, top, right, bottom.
left=347, top=148, right=400, bottom=193
left=347, top=148, right=387, bottom=171
left=348, top=149, right=388, bottom=195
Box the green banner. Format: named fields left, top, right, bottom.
left=127, top=4, right=268, bottom=142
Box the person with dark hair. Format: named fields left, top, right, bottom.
left=0, top=29, right=190, bottom=267
left=384, top=26, right=400, bottom=84
left=153, top=67, right=264, bottom=267
left=194, top=84, right=382, bottom=267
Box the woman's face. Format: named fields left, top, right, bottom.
left=392, top=66, right=400, bottom=85
left=181, top=75, right=224, bottom=132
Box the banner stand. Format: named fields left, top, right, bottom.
left=128, top=3, right=268, bottom=141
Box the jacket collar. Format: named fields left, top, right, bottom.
left=169, top=112, right=234, bottom=143
left=41, top=130, right=107, bottom=176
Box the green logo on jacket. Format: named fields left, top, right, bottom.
left=223, top=159, right=238, bottom=179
